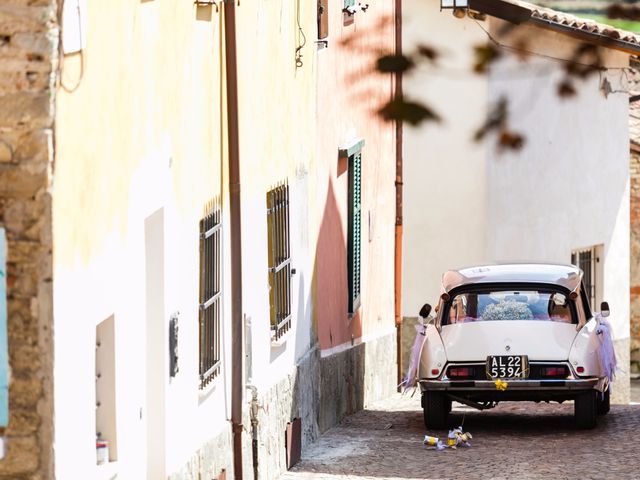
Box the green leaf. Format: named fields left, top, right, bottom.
left=498, top=130, right=525, bottom=151
left=473, top=44, right=501, bottom=73
left=416, top=44, right=439, bottom=63
left=375, top=54, right=415, bottom=74
left=378, top=98, right=441, bottom=126
left=607, top=3, right=640, bottom=21
left=558, top=80, right=577, bottom=98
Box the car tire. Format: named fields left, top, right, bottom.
left=596, top=388, right=610, bottom=415
left=575, top=390, right=597, bottom=429
left=423, top=392, right=448, bottom=429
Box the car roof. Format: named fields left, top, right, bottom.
left=441, top=263, right=583, bottom=294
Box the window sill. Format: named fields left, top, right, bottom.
left=271, top=328, right=291, bottom=347
left=96, top=461, right=118, bottom=480
left=198, top=375, right=219, bottom=404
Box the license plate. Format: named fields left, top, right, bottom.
left=486, top=355, right=528, bottom=379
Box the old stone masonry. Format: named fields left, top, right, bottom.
left=0, top=2, right=57, bottom=478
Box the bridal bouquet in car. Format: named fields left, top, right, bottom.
left=482, top=301, right=533, bottom=321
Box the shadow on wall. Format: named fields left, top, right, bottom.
left=312, top=177, right=365, bottom=429
left=254, top=178, right=369, bottom=478
left=314, top=167, right=362, bottom=351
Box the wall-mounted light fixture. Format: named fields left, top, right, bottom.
left=441, top=0, right=468, bottom=18
left=441, top=0, right=468, bottom=8
left=194, top=0, right=220, bottom=12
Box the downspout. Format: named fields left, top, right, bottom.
left=246, top=384, right=259, bottom=480
left=394, top=0, right=404, bottom=390
left=223, top=0, right=244, bottom=478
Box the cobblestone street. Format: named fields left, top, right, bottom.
left=281, top=389, right=640, bottom=480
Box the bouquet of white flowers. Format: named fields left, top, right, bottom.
left=482, top=300, right=533, bottom=321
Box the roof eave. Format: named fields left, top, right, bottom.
left=529, top=16, right=640, bottom=56
left=468, top=0, right=640, bottom=56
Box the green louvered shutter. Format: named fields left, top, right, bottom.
left=348, top=152, right=362, bottom=314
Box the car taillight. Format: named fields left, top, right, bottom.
left=448, top=367, right=475, bottom=379
left=540, top=366, right=568, bottom=378
left=576, top=366, right=585, bottom=374
left=431, top=369, right=440, bottom=376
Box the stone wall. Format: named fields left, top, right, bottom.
left=0, top=1, right=57, bottom=478
left=167, top=425, right=233, bottom=480
left=169, top=332, right=397, bottom=480
left=401, top=317, right=420, bottom=382
left=631, top=149, right=640, bottom=373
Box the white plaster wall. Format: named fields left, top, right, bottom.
left=402, top=0, right=489, bottom=315
left=485, top=21, right=630, bottom=344
left=53, top=146, right=233, bottom=479
left=402, top=11, right=630, bottom=399
left=240, top=172, right=315, bottom=398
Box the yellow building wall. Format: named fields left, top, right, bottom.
left=54, top=2, right=229, bottom=478
left=55, top=1, right=223, bottom=266
left=53, top=0, right=394, bottom=476
left=53, top=0, right=319, bottom=477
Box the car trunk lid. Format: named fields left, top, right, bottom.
left=441, top=320, right=577, bottom=362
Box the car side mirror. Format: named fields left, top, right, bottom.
left=600, top=301, right=610, bottom=318
left=419, top=303, right=432, bottom=319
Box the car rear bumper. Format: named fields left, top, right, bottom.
left=419, top=378, right=599, bottom=391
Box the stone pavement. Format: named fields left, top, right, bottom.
left=280, top=392, right=640, bottom=480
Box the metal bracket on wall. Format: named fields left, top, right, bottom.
left=194, top=0, right=221, bottom=12
left=169, top=312, right=179, bottom=378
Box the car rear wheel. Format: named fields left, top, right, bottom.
left=575, top=390, right=597, bottom=429
left=596, top=388, right=610, bottom=415
left=422, top=391, right=448, bottom=429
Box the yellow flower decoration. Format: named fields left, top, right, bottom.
left=495, top=379, right=509, bottom=391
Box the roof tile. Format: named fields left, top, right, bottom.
left=506, top=0, right=640, bottom=47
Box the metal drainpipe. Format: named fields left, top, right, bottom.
left=223, top=0, right=244, bottom=478
left=246, top=385, right=259, bottom=480
left=394, top=0, right=404, bottom=391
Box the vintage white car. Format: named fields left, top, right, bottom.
left=418, top=264, right=615, bottom=429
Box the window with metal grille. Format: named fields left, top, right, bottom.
left=267, top=183, right=291, bottom=341
left=571, top=246, right=598, bottom=309
left=347, top=151, right=362, bottom=314
left=199, top=200, right=222, bottom=388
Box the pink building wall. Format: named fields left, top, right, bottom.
left=315, top=2, right=397, bottom=351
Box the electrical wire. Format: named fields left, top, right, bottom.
left=59, top=1, right=85, bottom=93
left=60, top=50, right=84, bottom=93
left=472, top=18, right=632, bottom=72
left=295, top=0, right=307, bottom=68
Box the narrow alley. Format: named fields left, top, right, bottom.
left=281, top=391, right=640, bottom=480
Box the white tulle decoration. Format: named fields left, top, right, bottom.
left=595, top=313, right=617, bottom=384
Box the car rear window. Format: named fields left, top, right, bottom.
left=444, top=289, right=575, bottom=325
